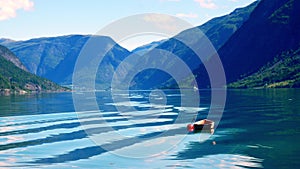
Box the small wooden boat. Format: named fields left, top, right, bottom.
left=187, top=119, right=214, bottom=133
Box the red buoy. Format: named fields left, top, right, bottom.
left=187, top=124, right=194, bottom=132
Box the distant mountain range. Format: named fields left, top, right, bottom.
left=0, top=35, right=130, bottom=89
left=1, top=0, right=299, bottom=89
left=132, top=40, right=166, bottom=55
left=0, top=45, right=68, bottom=94
left=0, top=35, right=89, bottom=80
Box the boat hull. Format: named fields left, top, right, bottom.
left=187, top=119, right=214, bottom=133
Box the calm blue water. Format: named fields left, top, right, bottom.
left=0, top=89, right=299, bottom=168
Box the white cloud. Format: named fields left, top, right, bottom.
left=194, top=0, right=217, bottom=9
left=0, top=0, right=34, bottom=21
left=176, top=13, right=198, bottom=19
left=142, top=13, right=192, bottom=37
left=143, top=14, right=175, bottom=24
left=143, top=14, right=179, bottom=32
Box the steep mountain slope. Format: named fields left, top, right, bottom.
left=1, top=35, right=89, bottom=81
left=216, top=0, right=300, bottom=84
left=0, top=45, right=28, bottom=71
left=159, top=0, right=300, bottom=89
left=132, top=1, right=258, bottom=55
left=45, top=36, right=131, bottom=86
left=130, top=1, right=258, bottom=89
left=190, top=0, right=259, bottom=50
left=0, top=45, right=68, bottom=94
left=0, top=35, right=131, bottom=85
left=228, top=46, right=300, bottom=88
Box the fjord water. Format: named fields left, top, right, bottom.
left=0, top=89, right=299, bottom=168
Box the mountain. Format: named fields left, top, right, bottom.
left=187, top=0, right=260, bottom=50
left=0, top=1, right=259, bottom=90
left=0, top=38, right=15, bottom=46
left=3, top=0, right=298, bottom=90
left=136, top=0, right=300, bottom=89
left=0, top=35, right=131, bottom=86
left=0, top=45, right=28, bottom=71
left=228, top=46, right=300, bottom=88
left=44, top=36, right=131, bottom=87
left=132, top=1, right=258, bottom=55
left=131, top=40, right=166, bottom=55
left=1, top=35, right=90, bottom=82
left=0, top=45, right=68, bottom=94
left=214, top=0, right=300, bottom=86
left=130, top=1, right=259, bottom=89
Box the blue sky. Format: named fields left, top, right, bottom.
left=0, top=0, right=256, bottom=49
